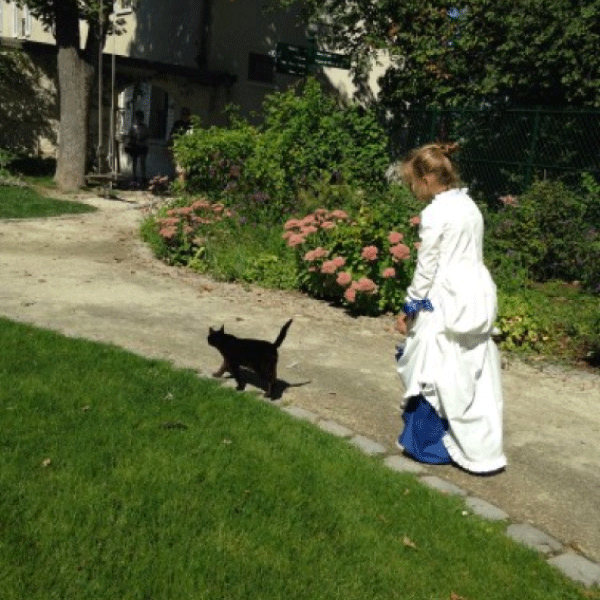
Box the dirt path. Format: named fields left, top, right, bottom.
left=1, top=191, right=599, bottom=564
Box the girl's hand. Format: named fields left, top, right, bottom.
left=396, top=313, right=409, bottom=335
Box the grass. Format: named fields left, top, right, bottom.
left=0, top=317, right=595, bottom=600
left=0, top=184, right=96, bottom=219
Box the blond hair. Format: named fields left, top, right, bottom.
left=401, top=142, right=461, bottom=189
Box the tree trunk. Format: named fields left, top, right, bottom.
left=53, top=1, right=106, bottom=191
left=54, top=47, right=94, bottom=191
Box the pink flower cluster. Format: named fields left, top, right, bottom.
left=499, top=195, right=519, bottom=207
left=389, top=243, right=411, bottom=262
left=343, top=277, right=378, bottom=303
left=157, top=199, right=233, bottom=242
left=361, top=245, right=378, bottom=261
left=282, top=208, right=350, bottom=248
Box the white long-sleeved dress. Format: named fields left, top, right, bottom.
left=397, top=188, right=507, bottom=473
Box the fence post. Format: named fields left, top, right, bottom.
left=525, top=106, right=541, bottom=191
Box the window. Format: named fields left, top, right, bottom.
left=114, top=0, right=133, bottom=15
left=248, top=53, right=275, bottom=84
left=12, top=4, right=31, bottom=38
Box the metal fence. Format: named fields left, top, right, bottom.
left=389, top=108, right=600, bottom=198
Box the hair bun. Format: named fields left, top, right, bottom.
left=438, top=142, right=460, bottom=156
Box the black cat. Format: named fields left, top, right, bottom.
left=207, top=319, right=293, bottom=398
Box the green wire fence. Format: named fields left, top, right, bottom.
left=389, top=107, right=600, bottom=198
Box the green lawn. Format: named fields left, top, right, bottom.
left=0, top=184, right=96, bottom=219
left=0, top=317, right=594, bottom=600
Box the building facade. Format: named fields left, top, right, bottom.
left=0, top=0, right=388, bottom=179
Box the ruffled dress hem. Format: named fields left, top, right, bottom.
left=442, top=435, right=507, bottom=474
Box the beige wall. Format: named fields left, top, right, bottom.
left=1, top=0, right=390, bottom=176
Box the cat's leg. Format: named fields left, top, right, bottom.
left=229, top=363, right=245, bottom=390
left=265, top=362, right=277, bottom=398
left=212, top=359, right=229, bottom=378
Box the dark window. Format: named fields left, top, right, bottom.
left=248, top=52, right=275, bottom=84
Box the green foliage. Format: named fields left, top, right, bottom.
left=494, top=293, right=550, bottom=353
left=173, top=79, right=389, bottom=225
left=173, top=118, right=258, bottom=198
left=140, top=198, right=297, bottom=289
left=485, top=179, right=600, bottom=292
left=0, top=148, right=15, bottom=179
left=283, top=185, right=421, bottom=316
left=290, top=0, right=600, bottom=111
left=251, top=78, right=389, bottom=194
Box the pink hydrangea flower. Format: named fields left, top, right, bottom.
left=158, top=217, right=180, bottom=227
left=159, top=226, right=178, bottom=240
left=499, top=195, right=519, bottom=207
left=329, top=209, right=349, bottom=220
left=344, top=287, right=357, bottom=303
left=304, top=248, right=328, bottom=262
left=336, top=271, right=352, bottom=287
left=409, top=215, right=421, bottom=227
left=332, top=256, right=346, bottom=268
left=390, top=243, right=411, bottom=261
left=361, top=245, right=379, bottom=261
left=356, top=277, right=378, bottom=294
left=287, top=234, right=306, bottom=247
left=388, top=231, right=404, bottom=244
left=382, top=267, right=396, bottom=278
left=284, top=219, right=301, bottom=230
left=301, top=225, right=318, bottom=236
left=321, top=260, right=339, bottom=274
left=320, top=221, right=336, bottom=229
left=191, top=199, right=210, bottom=210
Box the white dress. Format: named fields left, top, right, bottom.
left=397, top=188, right=507, bottom=473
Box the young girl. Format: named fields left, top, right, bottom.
left=396, top=142, right=506, bottom=474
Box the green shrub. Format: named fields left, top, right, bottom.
left=173, top=119, right=258, bottom=199
left=494, top=292, right=550, bottom=353
left=485, top=179, right=600, bottom=292
left=173, top=78, right=390, bottom=226
left=141, top=197, right=297, bottom=289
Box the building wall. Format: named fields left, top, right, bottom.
left=0, top=0, right=391, bottom=178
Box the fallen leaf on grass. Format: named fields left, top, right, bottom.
left=450, top=593, right=468, bottom=600
left=402, top=536, right=417, bottom=549
left=41, top=458, right=52, bottom=467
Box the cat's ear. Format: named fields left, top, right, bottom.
left=219, top=325, right=225, bottom=332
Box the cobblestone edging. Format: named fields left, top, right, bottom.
left=281, top=404, right=600, bottom=589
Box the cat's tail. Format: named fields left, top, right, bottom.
left=273, top=319, right=293, bottom=348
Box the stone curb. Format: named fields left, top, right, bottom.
left=277, top=404, right=600, bottom=589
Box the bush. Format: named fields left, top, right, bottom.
left=172, top=78, right=390, bottom=226
left=173, top=119, right=258, bottom=199
left=494, top=292, right=550, bottom=353
left=282, top=186, right=421, bottom=316
left=141, top=197, right=297, bottom=289
left=485, top=178, right=600, bottom=292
